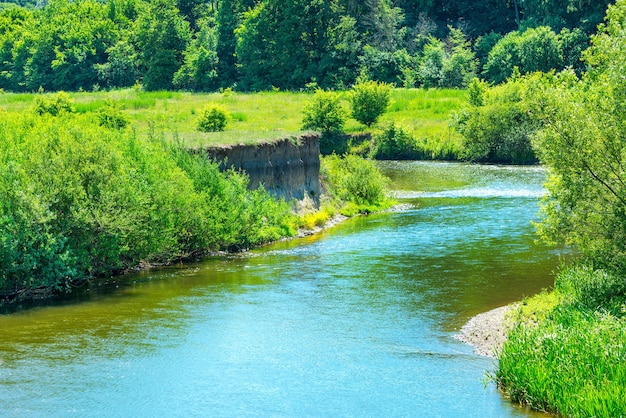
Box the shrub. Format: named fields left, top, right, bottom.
left=197, top=104, right=229, bottom=132
left=321, top=154, right=392, bottom=213
left=96, top=101, right=129, bottom=129
left=453, top=78, right=538, bottom=164
left=349, top=79, right=391, bottom=127
left=301, top=89, right=348, bottom=155
left=32, top=92, right=75, bottom=116
left=372, top=122, right=419, bottom=160
left=301, top=89, right=346, bottom=135
left=0, top=112, right=294, bottom=297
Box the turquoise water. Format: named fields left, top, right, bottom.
left=0, top=162, right=566, bottom=417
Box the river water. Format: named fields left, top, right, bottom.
left=0, top=161, right=567, bottom=417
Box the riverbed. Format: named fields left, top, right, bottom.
left=0, top=161, right=566, bottom=417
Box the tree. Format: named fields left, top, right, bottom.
left=216, top=0, right=239, bottom=88
left=529, top=0, right=626, bottom=272
left=235, top=0, right=344, bottom=90
left=135, top=0, right=190, bottom=91
left=22, top=0, right=117, bottom=91
left=483, top=27, right=563, bottom=84
left=173, top=17, right=219, bottom=91
left=349, top=79, right=391, bottom=127
left=0, top=7, right=32, bottom=91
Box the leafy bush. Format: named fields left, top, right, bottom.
left=321, top=154, right=392, bottom=214
left=96, top=101, right=129, bottom=129
left=454, top=78, right=538, bottom=164
left=197, top=104, right=229, bottom=132
left=0, top=112, right=294, bottom=297
left=32, top=92, right=75, bottom=116
left=301, top=89, right=346, bottom=134
left=349, top=79, right=391, bottom=127
left=372, top=122, right=419, bottom=160
left=301, top=89, right=347, bottom=155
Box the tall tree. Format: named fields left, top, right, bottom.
left=216, top=0, right=238, bottom=87
left=24, top=0, right=117, bottom=91
left=530, top=0, right=626, bottom=271
left=236, top=0, right=344, bottom=90
left=135, top=0, right=190, bottom=90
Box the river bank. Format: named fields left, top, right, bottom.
left=455, top=305, right=515, bottom=358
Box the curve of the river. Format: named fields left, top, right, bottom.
left=0, top=161, right=568, bottom=417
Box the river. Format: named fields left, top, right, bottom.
left=0, top=161, right=567, bottom=417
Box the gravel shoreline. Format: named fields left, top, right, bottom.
left=455, top=305, right=515, bottom=358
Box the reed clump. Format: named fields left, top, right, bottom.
left=496, top=265, right=626, bottom=417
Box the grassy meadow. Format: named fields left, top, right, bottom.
left=0, top=88, right=466, bottom=152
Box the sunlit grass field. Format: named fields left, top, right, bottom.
left=0, top=88, right=466, bottom=150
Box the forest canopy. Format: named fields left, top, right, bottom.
left=0, top=0, right=613, bottom=92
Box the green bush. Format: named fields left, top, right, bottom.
left=321, top=154, right=392, bottom=214
left=349, top=79, right=391, bottom=127
left=96, top=101, right=129, bottom=129
left=0, top=112, right=294, bottom=297
left=301, top=89, right=348, bottom=155
left=301, top=89, right=346, bottom=134
left=32, top=92, right=75, bottom=116
left=453, top=78, right=538, bottom=164
left=197, top=104, right=229, bottom=132
left=372, top=122, right=420, bottom=160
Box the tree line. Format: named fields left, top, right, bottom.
left=0, top=0, right=612, bottom=92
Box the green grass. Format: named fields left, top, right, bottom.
left=496, top=265, right=626, bottom=417
left=0, top=88, right=466, bottom=151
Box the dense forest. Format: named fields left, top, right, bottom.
left=0, top=0, right=613, bottom=92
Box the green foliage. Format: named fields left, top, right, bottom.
left=454, top=78, right=538, bottom=164
left=135, top=0, right=190, bottom=91
left=483, top=26, right=563, bottom=84
left=0, top=0, right=611, bottom=93
left=349, top=79, right=391, bottom=127
left=301, top=89, right=346, bottom=134
left=235, top=0, right=346, bottom=90
left=321, top=154, right=392, bottom=213
left=301, top=89, right=347, bottom=154
left=556, top=265, right=626, bottom=314
left=371, top=122, right=420, bottom=160
left=32, top=92, right=75, bottom=116
left=173, top=17, right=219, bottom=91
left=96, top=100, right=128, bottom=129
left=495, top=4, right=626, bottom=415
left=197, top=103, right=229, bottom=132
left=527, top=0, right=626, bottom=270
left=496, top=265, right=626, bottom=417
left=0, top=111, right=294, bottom=296
left=358, top=46, right=411, bottom=86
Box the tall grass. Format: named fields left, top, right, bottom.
left=496, top=265, right=626, bottom=417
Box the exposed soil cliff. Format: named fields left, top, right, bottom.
left=204, top=134, right=321, bottom=207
